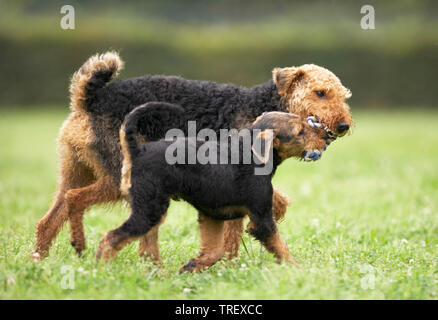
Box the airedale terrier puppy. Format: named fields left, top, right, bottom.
left=33, top=51, right=352, bottom=261
left=96, top=105, right=328, bottom=271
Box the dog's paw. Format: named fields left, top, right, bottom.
left=96, top=237, right=116, bottom=262
left=70, top=240, right=86, bottom=257
left=31, top=251, right=43, bottom=262
left=179, top=259, right=198, bottom=273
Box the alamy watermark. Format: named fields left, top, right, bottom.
left=61, top=4, right=375, bottom=31
left=60, top=5, right=75, bottom=30
left=360, top=5, right=375, bottom=30
left=60, top=265, right=75, bottom=290
left=163, top=121, right=275, bottom=176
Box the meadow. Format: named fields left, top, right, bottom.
left=0, top=108, right=437, bottom=299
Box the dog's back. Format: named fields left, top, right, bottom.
left=65, top=52, right=279, bottom=182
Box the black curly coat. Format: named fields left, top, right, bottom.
left=86, top=74, right=283, bottom=182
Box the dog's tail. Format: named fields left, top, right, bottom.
left=69, top=51, right=123, bottom=112
left=120, top=102, right=185, bottom=195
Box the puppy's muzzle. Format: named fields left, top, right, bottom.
left=306, top=116, right=337, bottom=151
left=302, top=149, right=322, bottom=162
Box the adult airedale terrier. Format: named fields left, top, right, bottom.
left=97, top=105, right=328, bottom=272
left=33, top=51, right=352, bottom=261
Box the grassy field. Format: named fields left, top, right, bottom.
left=0, top=108, right=437, bottom=299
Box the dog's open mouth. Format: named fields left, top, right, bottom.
left=306, top=116, right=338, bottom=140
left=302, top=149, right=323, bottom=162
left=306, top=116, right=337, bottom=152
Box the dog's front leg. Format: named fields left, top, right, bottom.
left=247, top=209, right=297, bottom=266
left=222, top=188, right=290, bottom=260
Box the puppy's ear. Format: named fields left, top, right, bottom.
left=290, top=122, right=304, bottom=137
left=252, top=130, right=279, bottom=164
left=272, top=67, right=305, bottom=96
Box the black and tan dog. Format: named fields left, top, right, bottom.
left=96, top=104, right=328, bottom=272
left=33, top=51, right=352, bottom=261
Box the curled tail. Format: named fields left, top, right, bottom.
left=120, top=102, right=185, bottom=195
left=69, top=51, right=123, bottom=112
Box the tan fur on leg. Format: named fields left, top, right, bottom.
left=65, top=176, right=121, bottom=254
left=180, top=213, right=225, bottom=272
left=33, top=151, right=95, bottom=259
left=96, top=231, right=137, bottom=262
left=223, top=218, right=244, bottom=260
left=139, top=212, right=168, bottom=262
left=33, top=188, right=69, bottom=260
left=272, top=188, right=291, bottom=222
left=263, top=230, right=298, bottom=267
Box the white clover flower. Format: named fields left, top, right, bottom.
left=77, top=267, right=89, bottom=275
left=7, top=276, right=16, bottom=286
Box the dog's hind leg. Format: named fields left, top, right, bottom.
left=138, top=212, right=168, bottom=262
left=271, top=188, right=290, bottom=222
left=179, top=213, right=225, bottom=273
left=65, top=175, right=121, bottom=255
left=97, top=187, right=170, bottom=262
left=223, top=219, right=244, bottom=260
left=33, top=188, right=69, bottom=260
left=33, top=154, right=94, bottom=260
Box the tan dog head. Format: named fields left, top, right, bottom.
left=251, top=112, right=328, bottom=163
left=273, top=64, right=352, bottom=137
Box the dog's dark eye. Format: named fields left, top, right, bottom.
left=298, top=128, right=305, bottom=135
left=315, top=90, right=326, bottom=98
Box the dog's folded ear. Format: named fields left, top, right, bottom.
left=272, top=67, right=305, bottom=96
left=290, top=122, right=304, bottom=138
left=251, top=129, right=278, bottom=164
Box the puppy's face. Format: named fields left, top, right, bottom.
left=273, top=64, right=353, bottom=138
left=252, top=112, right=327, bottom=162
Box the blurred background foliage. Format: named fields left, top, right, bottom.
left=0, top=0, right=437, bottom=108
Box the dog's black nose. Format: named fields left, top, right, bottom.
left=336, top=121, right=350, bottom=134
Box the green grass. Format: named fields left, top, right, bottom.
left=0, top=108, right=437, bottom=299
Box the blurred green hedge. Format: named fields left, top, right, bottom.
left=1, top=1, right=437, bottom=108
